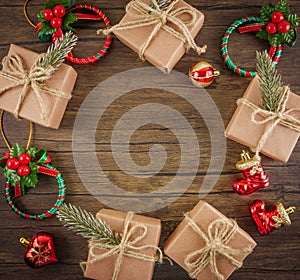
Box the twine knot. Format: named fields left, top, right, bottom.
left=237, top=86, right=300, bottom=154
left=0, top=54, right=71, bottom=120
left=183, top=213, right=253, bottom=280
left=97, top=0, right=206, bottom=61
left=81, top=212, right=163, bottom=280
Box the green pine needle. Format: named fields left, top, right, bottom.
left=150, top=0, right=172, bottom=10
left=57, top=203, right=122, bottom=245
left=38, top=31, right=78, bottom=70
left=256, top=51, right=284, bottom=112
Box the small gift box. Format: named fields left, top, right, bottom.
left=0, top=44, right=77, bottom=129
left=84, top=209, right=162, bottom=280
left=225, top=77, right=300, bottom=162
left=164, top=201, right=257, bottom=280
left=103, top=0, right=205, bottom=73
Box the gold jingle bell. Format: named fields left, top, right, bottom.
left=189, top=61, right=220, bottom=88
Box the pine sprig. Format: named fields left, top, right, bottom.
left=57, top=203, right=122, bottom=245
left=256, top=51, right=284, bottom=112
left=37, top=31, right=78, bottom=70
left=150, top=0, right=172, bottom=10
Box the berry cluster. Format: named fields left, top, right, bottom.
left=5, top=153, right=31, bottom=177
left=42, top=5, right=66, bottom=28
left=266, top=12, right=291, bottom=34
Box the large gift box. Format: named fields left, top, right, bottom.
left=164, top=201, right=257, bottom=280
left=111, top=0, right=205, bottom=73
left=0, top=44, right=77, bottom=129
left=225, top=77, right=300, bottom=162
left=84, top=209, right=161, bottom=280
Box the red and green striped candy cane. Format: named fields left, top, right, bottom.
left=221, top=17, right=282, bottom=77
left=5, top=163, right=66, bottom=220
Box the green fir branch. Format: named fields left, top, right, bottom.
left=150, top=0, right=172, bottom=10
left=256, top=50, right=284, bottom=112
left=57, top=203, right=122, bottom=245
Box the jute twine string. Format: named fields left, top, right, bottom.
left=0, top=54, right=70, bottom=120
left=81, top=212, right=163, bottom=280
left=183, top=213, right=253, bottom=280
left=237, top=86, right=300, bottom=155
left=97, top=0, right=206, bottom=60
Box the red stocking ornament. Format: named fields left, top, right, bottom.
left=20, top=232, right=58, bottom=268
left=250, top=200, right=295, bottom=235
left=233, top=151, right=270, bottom=195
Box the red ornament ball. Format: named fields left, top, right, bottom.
left=43, top=8, right=54, bottom=21
left=278, top=20, right=291, bottom=33
left=6, top=158, right=20, bottom=170
left=50, top=17, right=63, bottom=28
left=53, top=5, right=66, bottom=18
left=17, top=165, right=31, bottom=177
left=271, top=11, right=285, bottom=23
left=266, top=22, right=277, bottom=34
left=18, top=153, right=31, bottom=165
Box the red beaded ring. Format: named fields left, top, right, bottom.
left=24, top=0, right=113, bottom=65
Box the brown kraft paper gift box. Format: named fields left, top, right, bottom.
left=164, top=200, right=257, bottom=280
left=84, top=209, right=161, bottom=280
left=0, top=44, right=77, bottom=129
left=113, top=0, right=205, bottom=73
left=225, top=76, right=300, bottom=162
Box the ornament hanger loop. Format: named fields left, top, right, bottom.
left=24, top=0, right=36, bottom=28
left=0, top=110, right=33, bottom=150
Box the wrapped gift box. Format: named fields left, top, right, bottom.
left=164, top=201, right=257, bottom=280
left=0, top=44, right=77, bottom=129
left=84, top=209, right=161, bottom=280
left=113, top=0, right=205, bottom=73
left=225, top=77, right=300, bottom=162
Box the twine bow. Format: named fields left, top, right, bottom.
left=81, top=212, right=163, bottom=280
left=0, top=54, right=71, bottom=120
left=237, top=86, right=300, bottom=155
left=97, top=0, right=206, bottom=60
left=183, top=213, right=253, bottom=280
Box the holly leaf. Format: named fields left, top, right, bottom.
left=26, top=147, right=37, bottom=159
left=288, top=14, right=300, bottom=28
left=10, top=144, right=25, bottom=158
left=37, top=10, right=46, bottom=23
left=256, top=28, right=268, bottom=40
left=62, top=12, right=78, bottom=31
left=45, top=0, right=75, bottom=9
left=29, top=162, right=38, bottom=174
left=4, top=167, right=21, bottom=186
left=275, top=0, right=290, bottom=17
left=21, top=173, right=38, bottom=188
left=260, top=4, right=274, bottom=23
left=40, top=22, right=56, bottom=35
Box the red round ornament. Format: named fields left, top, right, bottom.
left=6, top=158, right=20, bottom=170
left=266, top=22, right=277, bottom=34
left=53, top=5, right=66, bottom=18
left=271, top=11, right=284, bottom=23
left=278, top=20, right=291, bottom=33
left=250, top=200, right=295, bottom=235
left=19, top=153, right=31, bottom=165
left=50, top=17, right=62, bottom=28
left=20, top=232, right=58, bottom=268
left=189, top=61, right=220, bottom=88
left=43, top=8, right=53, bottom=21
left=17, top=165, right=31, bottom=177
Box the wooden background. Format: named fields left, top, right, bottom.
left=0, top=0, right=299, bottom=279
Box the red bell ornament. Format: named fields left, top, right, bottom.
left=233, top=151, right=270, bottom=195
left=189, top=61, right=220, bottom=88
left=20, top=232, right=58, bottom=268
left=250, top=200, right=296, bottom=235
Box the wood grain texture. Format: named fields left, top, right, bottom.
left=0, top=0, right=299, bottom=279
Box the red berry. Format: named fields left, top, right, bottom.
left=278, top=20, right=291, bottom=33
left=50, top=17, right=63, bottom=28
left=3, top=152, right=10, bottom=159
left=18, top=153, right=31, bottom=165
left=53, top=5, right=66, bottom=18
left=17, top=165, right=31, bottom=177
left=43, top=8, right=54, bottom=21
left=266, top=22, right=277, bottom=34
left=6, top=158, right=20, bottom=170
left=271, top=12, right=285, bottom=23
